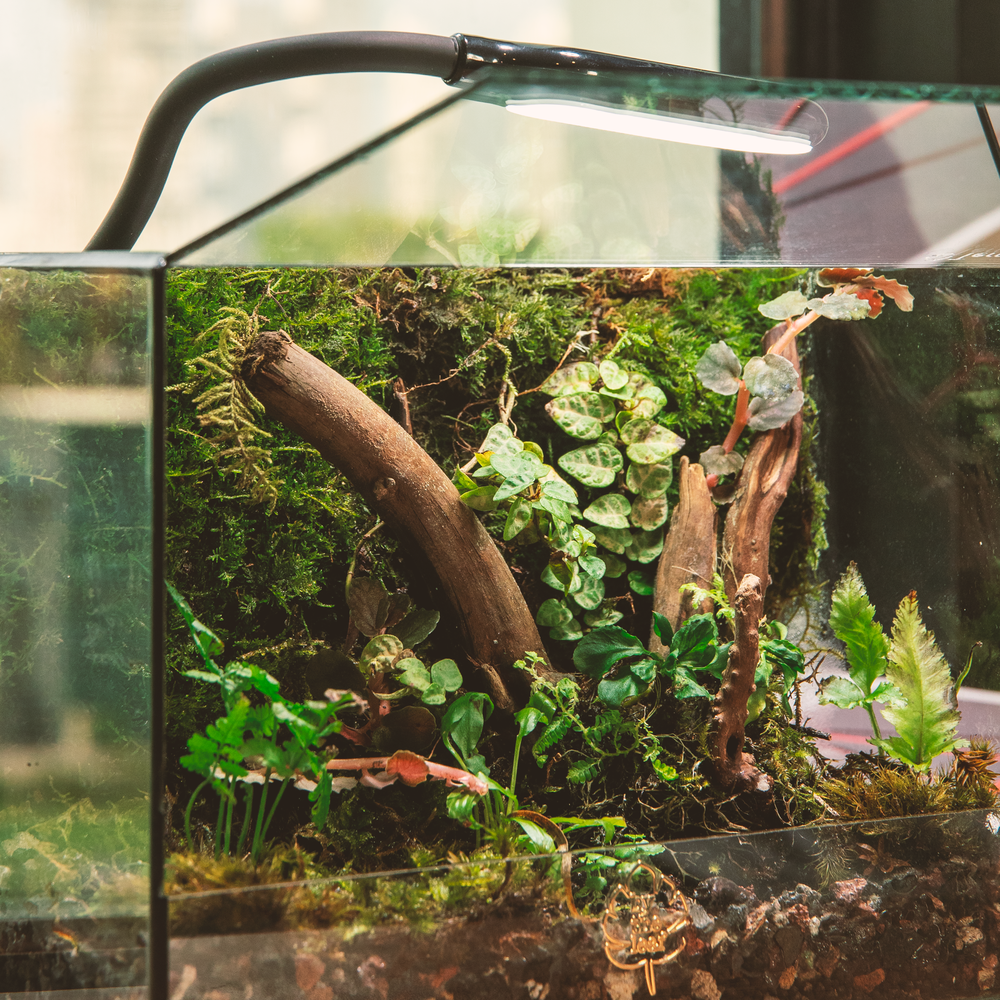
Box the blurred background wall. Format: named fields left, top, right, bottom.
left=0, top=0, right=719, bottom=253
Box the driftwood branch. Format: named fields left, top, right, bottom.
left=242, top=330, right=553, bottom=702
left=709, top=573, right=772, bottom=794
left=650, top=457, right=717, bottom=654
left=721, top=324, right=803, bottom=607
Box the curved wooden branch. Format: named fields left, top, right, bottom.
left=721, top=324, right=803, bottom=607
left=650, top=457, right=717, bottom=654
left=242, top=330, right=553, bottom=700
left=709, top=573, right=772, bottom=794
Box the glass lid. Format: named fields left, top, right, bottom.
left=169, top=68, right=1000, bottom=268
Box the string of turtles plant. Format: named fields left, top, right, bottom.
left=454, top=353, right=684, bottom=642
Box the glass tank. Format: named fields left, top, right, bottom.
left=5, top=62, right=1000, bottom=999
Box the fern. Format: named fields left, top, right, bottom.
left=169, top=306, right=281, bottom=512
left=532, top=714, right=574, bottom=763
left=872, top=591, right=967, bottom=771
left=567, top=758, right=601, bottom=784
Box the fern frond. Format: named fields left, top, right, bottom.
left=873, top=591, right=966, bottom=770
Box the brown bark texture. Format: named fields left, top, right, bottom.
left=721, top=324, right=803, bottom=607
left=649, top=457, right=717, bottom=654
left=242, top=331, right=553, bottom=699
left=709, top=573, right=772, bottom=794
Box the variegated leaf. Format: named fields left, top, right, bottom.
left=582, top=493, right=631, bottom=529
left=557, top=442, right=623, bottom=487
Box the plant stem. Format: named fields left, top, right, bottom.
left=236, top=783, right=254, bottom=857
left=184, top=777, right=212, bottom=853
left=722, top=382, right=749, bottom=453
left=214, top=795, right=225, bottom=860
left=507, top=732, right=524, bottom=817
left=250, top=768, right=272, bottom=862
left=767, top=310, right=821, bottom=358
left=866, top=704, right=882, bottom=742
left=223, top=782, right=235, bottom=856
left=254, top=779, right=290, bottom=862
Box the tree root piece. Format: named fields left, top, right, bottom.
left=242, top=330, right=554, bottom=702
left=721, top=324, right=803, bottom=607
left=709, top=573, right=773, bottom=795
left=650, top=456, right=717, bottom=654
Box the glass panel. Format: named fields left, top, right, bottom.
left=172, top=70, right=1000, bottom=268
left=0, top=264, right=154, bottom=992
left=166, top=810, right=1000, bottom=1000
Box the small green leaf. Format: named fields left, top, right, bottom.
left=537, top=598, right=574, bottom=627
left=513, top=817, right=556, bottom=852
left=567, top=758, right=601, bottom=784
left=599, top=359, right=629, bottom=390
left=630, top=494, right=669, bottom=530
left=359, top=634, right=404, bottom=676
left=590, top=524, right=631, bottom=554
left=549, top=619, right=585, bottom=641
left=597, top=673, right=647, bottom=706
left=758, top=289, right=810, bottom=321
left=394, top=608, right=440, bottom=648
left=620, top=419, right=685, bottom=465
left=452, top=467, right=477, bottom=491
left=421, top=682, right=448, bottom=705
left=460, top=486, right=499, bottom=511
left=480, top=422, right=522, bottom=458
left=628, top=569, right=655, bottom=595
left=818, top=675, right=866, bottom=710
left=671, top=669, right=713, bottom=700
left=442, top=691, right=494, bottom=764
left=695, top=342, right=742, bottom=395
left=652, top=612, right=673, bottom=646
left=396, top=657, right=431, bottom=691
left=571, top=571, right=605, bottom=611
left=808, top=292, right=871, bottom=321
left=546, top=392, right=616, bottom=439
left=492, top=451, right=545, bottom=501
left=583, top=493, right=632, bottom=528
left=742, top=354, right=798, bottom=401
left=629, top=376, right=667, bottom=418
left=626, top=528, right=664, bottom=564
left=539, top=476, right=578, bottom=504
left=557, top=442, right=623, bottom=488
left=600, top=553, right=627, bottom=578
left=540, top=361, right=600, bottom=398
left=625, top=461, right=673, bottom=498
left=431, top=659, right=463, bottom=691
left=504, top=497, right=534, bottom=540
left=698, top=445, right=744, bottom=478
left=584, top=606, right=624, bottom=627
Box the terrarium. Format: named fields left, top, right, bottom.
left=4, top=31, right=1000, bottom=1000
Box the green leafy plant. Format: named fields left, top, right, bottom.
left=819, top=564, right=968, bottom=770
left=696, top=268, right=914, bottom=479
left=170, top=583, right=348, bottom=862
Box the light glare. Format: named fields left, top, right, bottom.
left=506, top=99, right=812, bottom=155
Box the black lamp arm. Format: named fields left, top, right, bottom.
left=86, top=30, right=707, bottom=251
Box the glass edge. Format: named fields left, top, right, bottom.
left=0, top=252, right=168, bottom=271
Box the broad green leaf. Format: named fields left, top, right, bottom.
left=698, top=445, right=744, bottom=478
left=742, top=354, right=798, bottom=401
left=571, top=571, right=605, bottom=610
left=395, top=657, right=431, bottom=691
left=625, top=528, right=664, bottom=564
left=628, top=569, right=655, bottom=595
left=480, top=422, right=522, bottom=458
left=441, top=691, right=494, bottom=764
left=579, top=553, right=606, bottom=580
left=359, top=634, right=404, bottom=676
left=629, top=377, right=667, bottom=419
left=583, top=493, right=631, bottom=528
left=446, top=791, right=479, bottom=822
left=574, top=626, right=646, bottom=678
left=669, top=614, right=718, bottom=664
left=549, top=619, right=584, bottom=641
left=631, top=657, right=659, bottom=683
left=599, top=359, right=629, bottom=390
left=512, top=817, right=557, bottom=853
left=600, top=553, right=627, bottom=578
left=539, top=476, right=578, bottom=504
left=597, top=672, right=647, bottom=706
left=539, top=361, right=599, bottom=398
left=807, top=293, right=871, bottom=321
left=762, top=637, right=806, bottom=690
left=558, top=442, right=623, bottom=487
left=625, top=461, right=672, bottom=498
left=818, top=675, right=866, bottom=710
left=504, top=497, right=534, bottom=540
left=620, top=419, right=685, bottom=465
left=695, top=342, right=742, bottom=395
left=590, top=524, right=630, bottom=554
left=671, top=669, right=713, bottom=700
left=876, top=591, right=965, bottom=770
left=537, top=598, right=574, bottom=627
left=492, top=450, right=545, bottom=500
left=747, top=390, right=804, bottom=431
left=652, top=612, right=673, bottom=646
left=630, top=494, right=669, bottom=530
left=829, top=564, right=889, bottom=695
left=452, top=466, right=478, bottom=491
left=431, top=659, right=463, bottom=691
left=460, top=486, right=499, bottom=511
left=758, top=289, right=810, bottom=320
left=546, top=392, right=616, bottom=439
left=421, top=682, right=447, bottom=705
left=394, top=608, right=440, bottom=648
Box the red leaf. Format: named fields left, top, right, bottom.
left=385, top=749, right=431, bottom=786
left=857, top=275, right=914, bottom=312
left=817, top=267, right=872, bottom=287
left=846, top=285, right=883, bottom=318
